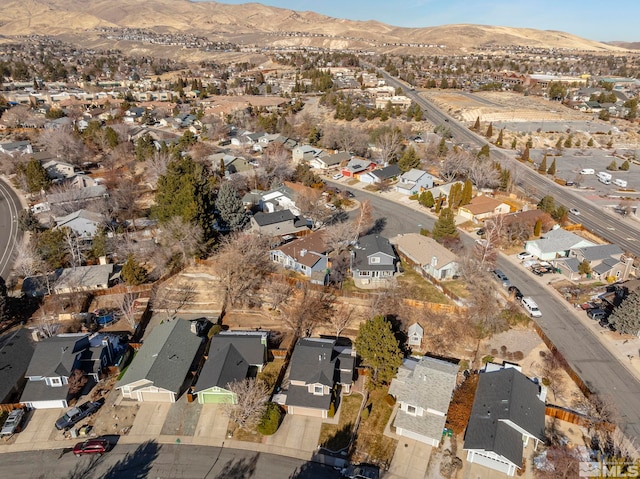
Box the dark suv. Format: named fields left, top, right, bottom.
left=55, top=398, right=105, bottom=431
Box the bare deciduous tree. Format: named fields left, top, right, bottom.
left=223, top=378, right=269, bottom=431
left=375, top=127, right=403, bottom=164
left=13, top=241, right=46, bottom=278
left=259, top=143, right=294, bottom=186
left=323, top=220, right=353, bottom=254
left=330, top=303, right=356, bottom=338
left=467, top=159, right=500, bottom=189
left=146, top=151, right=172, bottom=189
left=213, top=233, right=273, bottom=309
left=266, top=276, right=293, bottom=311
left=67, top=369, right=88, bottom=396
left=151, top=284, right=196, bottom=320
left=119, top=290, right=140, bottom=330
left=39, top=126, right=87, bottom=166
left=295, top=188, right=329, bottom=227
left=63, top=228, right=85, bottom=268
left=156, top=216, right=204, bottom=267
left=352, top=199, right=374, bottom=242
left=278, top=283, right=335, bottom=338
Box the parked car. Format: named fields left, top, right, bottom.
left=341, top=463, right=380, bottom=479
left=508, top=286, right=524, bottom=301
left=55, top=398, right=105, bottom=431
left=475, top=228, right=485, bottom=236
left=73, top=438, right=111, bottom=456
left=0, top=408, right=25, bottom=436
left=517, top=251, right=534, bottom=261
left=587, top=308, right=609, bottom=321
left=492, top=269, right=511, bottom=288
left=580, top=301, right=600, bottom=311
left=521, top=297, right=542, bottom=318
left=332, top=173, right=344, bottom=180
left=598, top=319, right=611, bottom=329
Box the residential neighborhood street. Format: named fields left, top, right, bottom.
left=0, top=177, right=22, bottom=280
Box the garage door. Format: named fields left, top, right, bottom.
left=140, top=391, right=174, bottom=402
left=27, top=399, right=68, bottom=409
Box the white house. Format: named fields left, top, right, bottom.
left=395, top=169, right=434, bottom=195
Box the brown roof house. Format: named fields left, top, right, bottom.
left=392, top=233, right=459, bottom=281
left=458, top=195, right=510, bottom=223
left=270, top=230, right=329, bottom=284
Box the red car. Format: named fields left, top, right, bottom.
left=73, top=438, right=110, bottom=456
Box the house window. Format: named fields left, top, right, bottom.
left=406, top=404, right=417, bottom=415
left=370, top=257, right=381, bottom=264
left=314, top=385, right=324, bottom=395
left=50, top=377, right=62, bottom=387
left=360, top=271, right=371, bottom=277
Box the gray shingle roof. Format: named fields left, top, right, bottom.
left=352, top=234, right=396, bottom=272
left=578, top=244, right=623, bottom=261
left=389, top=356, right=458, bottom=442
left=285, top=384, right=332, bottom=409
left=116, top=319, right=202, bottom=394
left=252, top=210, right=295, bottom=226
left=463, top=368, right=545, bottom=465
left=531, top=228, right=593, bottom=254
left=25, top=334, right=90, bottom=378
left=192, top=343, right=248, bottom=393
left=288, top=338, right=336, bottom=386
left=371, top=164, right=401, bottom=180
left=20, top=378, right=69, bottom=404
left=0, top=329, right=35, bottom=402
left=210, top=332, right=267, bottom=367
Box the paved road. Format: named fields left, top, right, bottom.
left=0, top=443, right=341, bottom=479
left=339, top=184, right=640, bottom=441
left=0, top=177, right=22, bottom=280
left=376, top=67, right=640, bottom=259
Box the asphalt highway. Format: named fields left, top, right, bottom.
left=0, top=177, right=21, bottom=280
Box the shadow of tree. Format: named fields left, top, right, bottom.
left=321, top=422, right=353, bottom=451
left=215, top=453, right=259, bottom=479
left=99, top=440, right=161, bottom=479
left=65, top=454, right=104, bottom=479
left=288, top=461, right=339, bottom=478
left=365, top=217, right=386, bottom=236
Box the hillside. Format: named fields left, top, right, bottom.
left=0, top=0, right=625, bottom=56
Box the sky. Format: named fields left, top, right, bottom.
left=204, top=0, right=640, bottom=42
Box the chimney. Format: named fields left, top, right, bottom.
left=300, top=249, right=307, bottom=257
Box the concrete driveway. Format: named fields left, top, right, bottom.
left=386, top=438, right=432, bottom=479
left=264, top=414, right=322, bottom=453
left=124, top=402, right=171, bottom=441
left=193, top=403, right=228, bottom=446
left=13, top=408, right=63, bottom=445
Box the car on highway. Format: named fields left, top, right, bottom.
left=73, top=438, right=111, bottom=456
left=332, top=173, right=344, bottom=180
left=517, top=251, right=534, bottom=261
left=55, top=398, right=105, bottom=431
left=569, top=208, right=580, bottom=215
left=587, top=308, right=609, bottom=321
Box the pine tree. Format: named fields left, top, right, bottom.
left=461, top=179, right=473, bottom=205
left=438, top=137, right=448, bottom=157
left=496, top=129, right=504, bottom=147
left=563, top=135, right=573, bottom=148
left=547, top=158, right=557, bottom=176
left=526, top=137, right=533, bottom=148
left=485, top=122, right=493, bottom=138
left=472, top=116, right=480, bottom=131
left=448, top=182, right=462, bottom=209
left=478, top=144, right=490, bottom=159
left=538, top=154, right=548, bottom=173
left=538, top=195, right=556, bottom=214
left=587, top=138, right=594, bottom=147
left=609, top=290, right=640, bottom=335
left=419, top=191, right=435, bottom=208
left=607, top=160, right=618, bottom=171
left=620, top=160, right=630, bottom=171
left=534, top=219, right=542, bottom=237
left=19, top=158, right=51, bottom=194
left=555, top=137, right=564, bottom=151
left=432, top=208, right=459, bottom=242
left=121, top=254, right=147, bottom=286
left=355, top=316, right=403, bottom=385
left=398, top=147, right=421, bottom=172
left=215, top=183, right=250, bottom=231
left=520, top=145, right=530, bottom=162
left=511, top=138, right=517, bottom=149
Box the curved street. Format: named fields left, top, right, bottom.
left=0, top=177, right=22, bottom=281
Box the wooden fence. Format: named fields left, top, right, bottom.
left=0, top=403, right=24, bottom=413
left=546, top=405, right=614, bottom=431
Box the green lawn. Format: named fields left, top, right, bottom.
left=354, top=387, right=397, bottom=465
left=319, top=393, right=363, bottom=451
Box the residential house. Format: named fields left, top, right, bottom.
left=458, top=195, right=511, bottom=223
left=54, top=264, right=115, bottom=294
left=359, top=164, right=402, bottom=185
left=270, top=230, right=328, bottom=284
left=388, top=356, right=458, bottom=446
left=258, top=184, right=300, bottom=215
left=395, top=169, right=434, bottom=195
left=116, top=319, right=202, bottom=402
left=250, top=210, right=310, bottom=238
left=292, top=145, right=323, bottom=164
left=47, top=185, right=109, bottom=209
left=341, top=158, right=375, bottom=178
left=351, top=234, right=398, bottom=284
left=0, top=329, right=35, bottom=404
left=393, top=233, right=459, bottom=281
left=0, top=141, right=33, bottom=156
left=210, top=153, right=252, bottom=174
left=43, top=160, right=77, bottom=180
left=524, top=227, right=594, bottom=261
left=310, top=151, right=349, bottom=170
left=464, top=367, right=546, bottom=476
left=55, top=209, right=104, bottom=238
left=192, top=331, right=268, bottom=404
left=285, top=338, right=355, bottom=418
left=553, top=244, right=634, bottom=281
left=407, top=323, right=424, bottom=348
left=21, top=333, right=116, bottom=409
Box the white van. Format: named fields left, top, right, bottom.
left=614, top=178, right=628, bottom=188
left=521, top=297, right=542, bottom=317
left=580, top=168, right=595, bottom=175
left=597, top=171, right=612, bottom=185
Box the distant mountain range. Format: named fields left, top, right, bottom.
left=0, top=0, right=631, bottom=55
